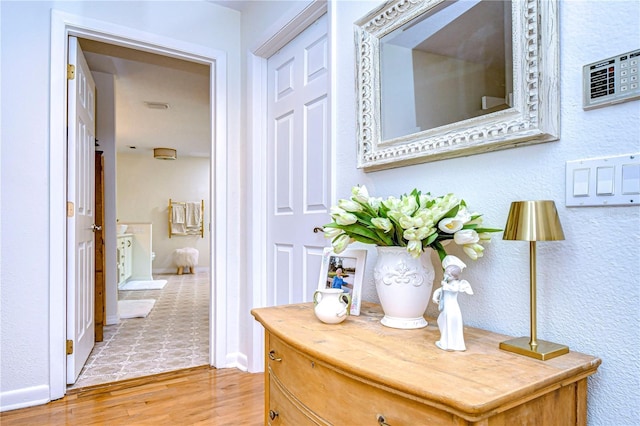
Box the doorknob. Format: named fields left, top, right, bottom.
left=91, top=224, right=102, bottom=232
left=313, top=226, right=324, bottom=233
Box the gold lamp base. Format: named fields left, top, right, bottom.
left=500, top=337, right=569, bottom=361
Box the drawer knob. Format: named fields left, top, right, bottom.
left=268, top=350, right=282, bottom=362
left=269, top=410, right=279, bottom=420
left=377, top=414, right=390, bottom=426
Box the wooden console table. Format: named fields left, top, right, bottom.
left=251, top=302, right=600, bottom=425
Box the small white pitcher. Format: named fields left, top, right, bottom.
left=313, top=288, right=352, bottom=324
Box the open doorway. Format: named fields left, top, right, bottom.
left=66, top=38, right=212, bottom=389
left=70, top=272, right=210, bottom=389
left=49, top=10, right=229, bottom=399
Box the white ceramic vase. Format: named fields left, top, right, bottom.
left=313, top=288, right=352, bottom=324
left=373, top=246, right=435, bottom=329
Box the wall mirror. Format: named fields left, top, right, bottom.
left=355, top=0, right=559, bottom=171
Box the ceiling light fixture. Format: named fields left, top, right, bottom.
left=154, top=148, right=177, bottom=160
left=145, top=101, right=170, bottom=110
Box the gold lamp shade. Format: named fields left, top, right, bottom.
left=503, top=200, right=565, bottom=242
left=500, top=200, right=569, bottom=361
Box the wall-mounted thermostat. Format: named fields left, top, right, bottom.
left=583, top=49, right=640, bottom=110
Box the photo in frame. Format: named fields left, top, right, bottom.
left=318, top=247, right=367, bottom=316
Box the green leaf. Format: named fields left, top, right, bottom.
left=433, top=241, right=448, bottom=264
left=350, top=234, right=380, bottom=245
left=338, top=223, right=384, bottom=244
left=389, top=217, right=405, bottom=246
left=424, top=232, right=439, bottom=246
left=412, top=189, right=421, bottom=207
left=379, top=204, right=390, bottom=218
left=353, top=211, right=374, bottom=226
left=356, top=199, right=378, bottom=217
left=442, top=204, right=460, bottom=219
left=475, top=227, right=503, bottom=233
left=374, top=228, right=394, bottom=246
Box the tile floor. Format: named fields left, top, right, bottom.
left=68, top=271, right=210, bottom=390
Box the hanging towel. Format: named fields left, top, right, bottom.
left=186, top=202, right=201, bottom=228
left=172, top=204, right=186, bottom=224
left=171, top=222, right=186, bottom=234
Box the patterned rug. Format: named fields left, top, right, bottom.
left=68, top=271, right=210, bottom=389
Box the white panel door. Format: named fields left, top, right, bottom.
left=67, top=36, right=97, bottom=384
left=267, top=14, right=330, bottom=306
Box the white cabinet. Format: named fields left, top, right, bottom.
left=117, top=235, right=132, bottom=286
left=119, top=223, right=153, bottom=281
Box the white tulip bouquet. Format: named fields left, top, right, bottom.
left=324, top=185, right=502, bottom=262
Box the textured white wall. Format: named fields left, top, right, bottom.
left=92, top=71, right=119, bottom=325
left=0, top=0, right=240, bottom=410
left=236, top=0, right=316, bottom=372
left=116, top=153, right=211, bottom=272
left=333, top=1, right=639, bottom=425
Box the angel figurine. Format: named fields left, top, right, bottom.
left=432, top=255, right=473, bottom=351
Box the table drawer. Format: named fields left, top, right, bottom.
left=269, top=374, right=328, bottom=426
left=268, top=334, right=456, bottom=425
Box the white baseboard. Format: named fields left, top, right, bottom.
left=152, top=267, right=178, bottom=274
left=106, top=314, right=119, bottom=325
left=152, top=267, right=210, bottom=275
left=225, top=352, right=249, bottom=371
left=129, top=275, right=154, bottom=281
left=0, top=385, right=50, bottom=412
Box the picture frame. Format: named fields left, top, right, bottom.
left=318, top=247, right=367, bottom=316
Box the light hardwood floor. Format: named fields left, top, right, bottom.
left=1, top=366, right=264, bottom=425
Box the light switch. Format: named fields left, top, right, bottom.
left=622, top=164, right=640, bottom=194
left=566, top=153, right=639, bottom=207
left=573, top=168, right=590, bottom=196
left=596, top=166, right=615, bottom=195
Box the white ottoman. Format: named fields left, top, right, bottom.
left=173, top=247, right=199, bottom=275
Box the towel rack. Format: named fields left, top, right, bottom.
left=168, top=198, right=204, bottom=238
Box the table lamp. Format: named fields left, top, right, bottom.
left=501, top=200, right=569, bottom=361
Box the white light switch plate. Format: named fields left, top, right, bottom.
left=566, top=153, right=640, bottom=207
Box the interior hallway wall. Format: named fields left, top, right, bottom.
left=236, top=0, right=315, bottom=373
left=0, top=0, right=241, bottom=411
left=333, top=1, right=640, bottom=425
left=116, top=153, right=211, bottom=273
left=92, top=71, right=118, bottom=324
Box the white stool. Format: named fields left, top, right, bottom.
left=174, top=247, right=199, bottom=275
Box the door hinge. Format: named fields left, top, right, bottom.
left=67, top=201, right=74, bottom=217
left=67, top=64, right=75, bottom=80
left=66, top=340, right=74, bottom=355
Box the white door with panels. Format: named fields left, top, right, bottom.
left=67, top=36, right=97, bottom=384
left=266, top=14, right=330, bottom=306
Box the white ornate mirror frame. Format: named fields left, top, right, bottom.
left=355, top=0, right=559, bottom=171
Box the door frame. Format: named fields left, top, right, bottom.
left=247, top=0, right=328, bottom=373
left=49, top=10, right=228, bottom=399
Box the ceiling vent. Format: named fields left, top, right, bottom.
left=145, top=101, right=170, bottom=110
left=154, top=148, right=177, bottom=160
